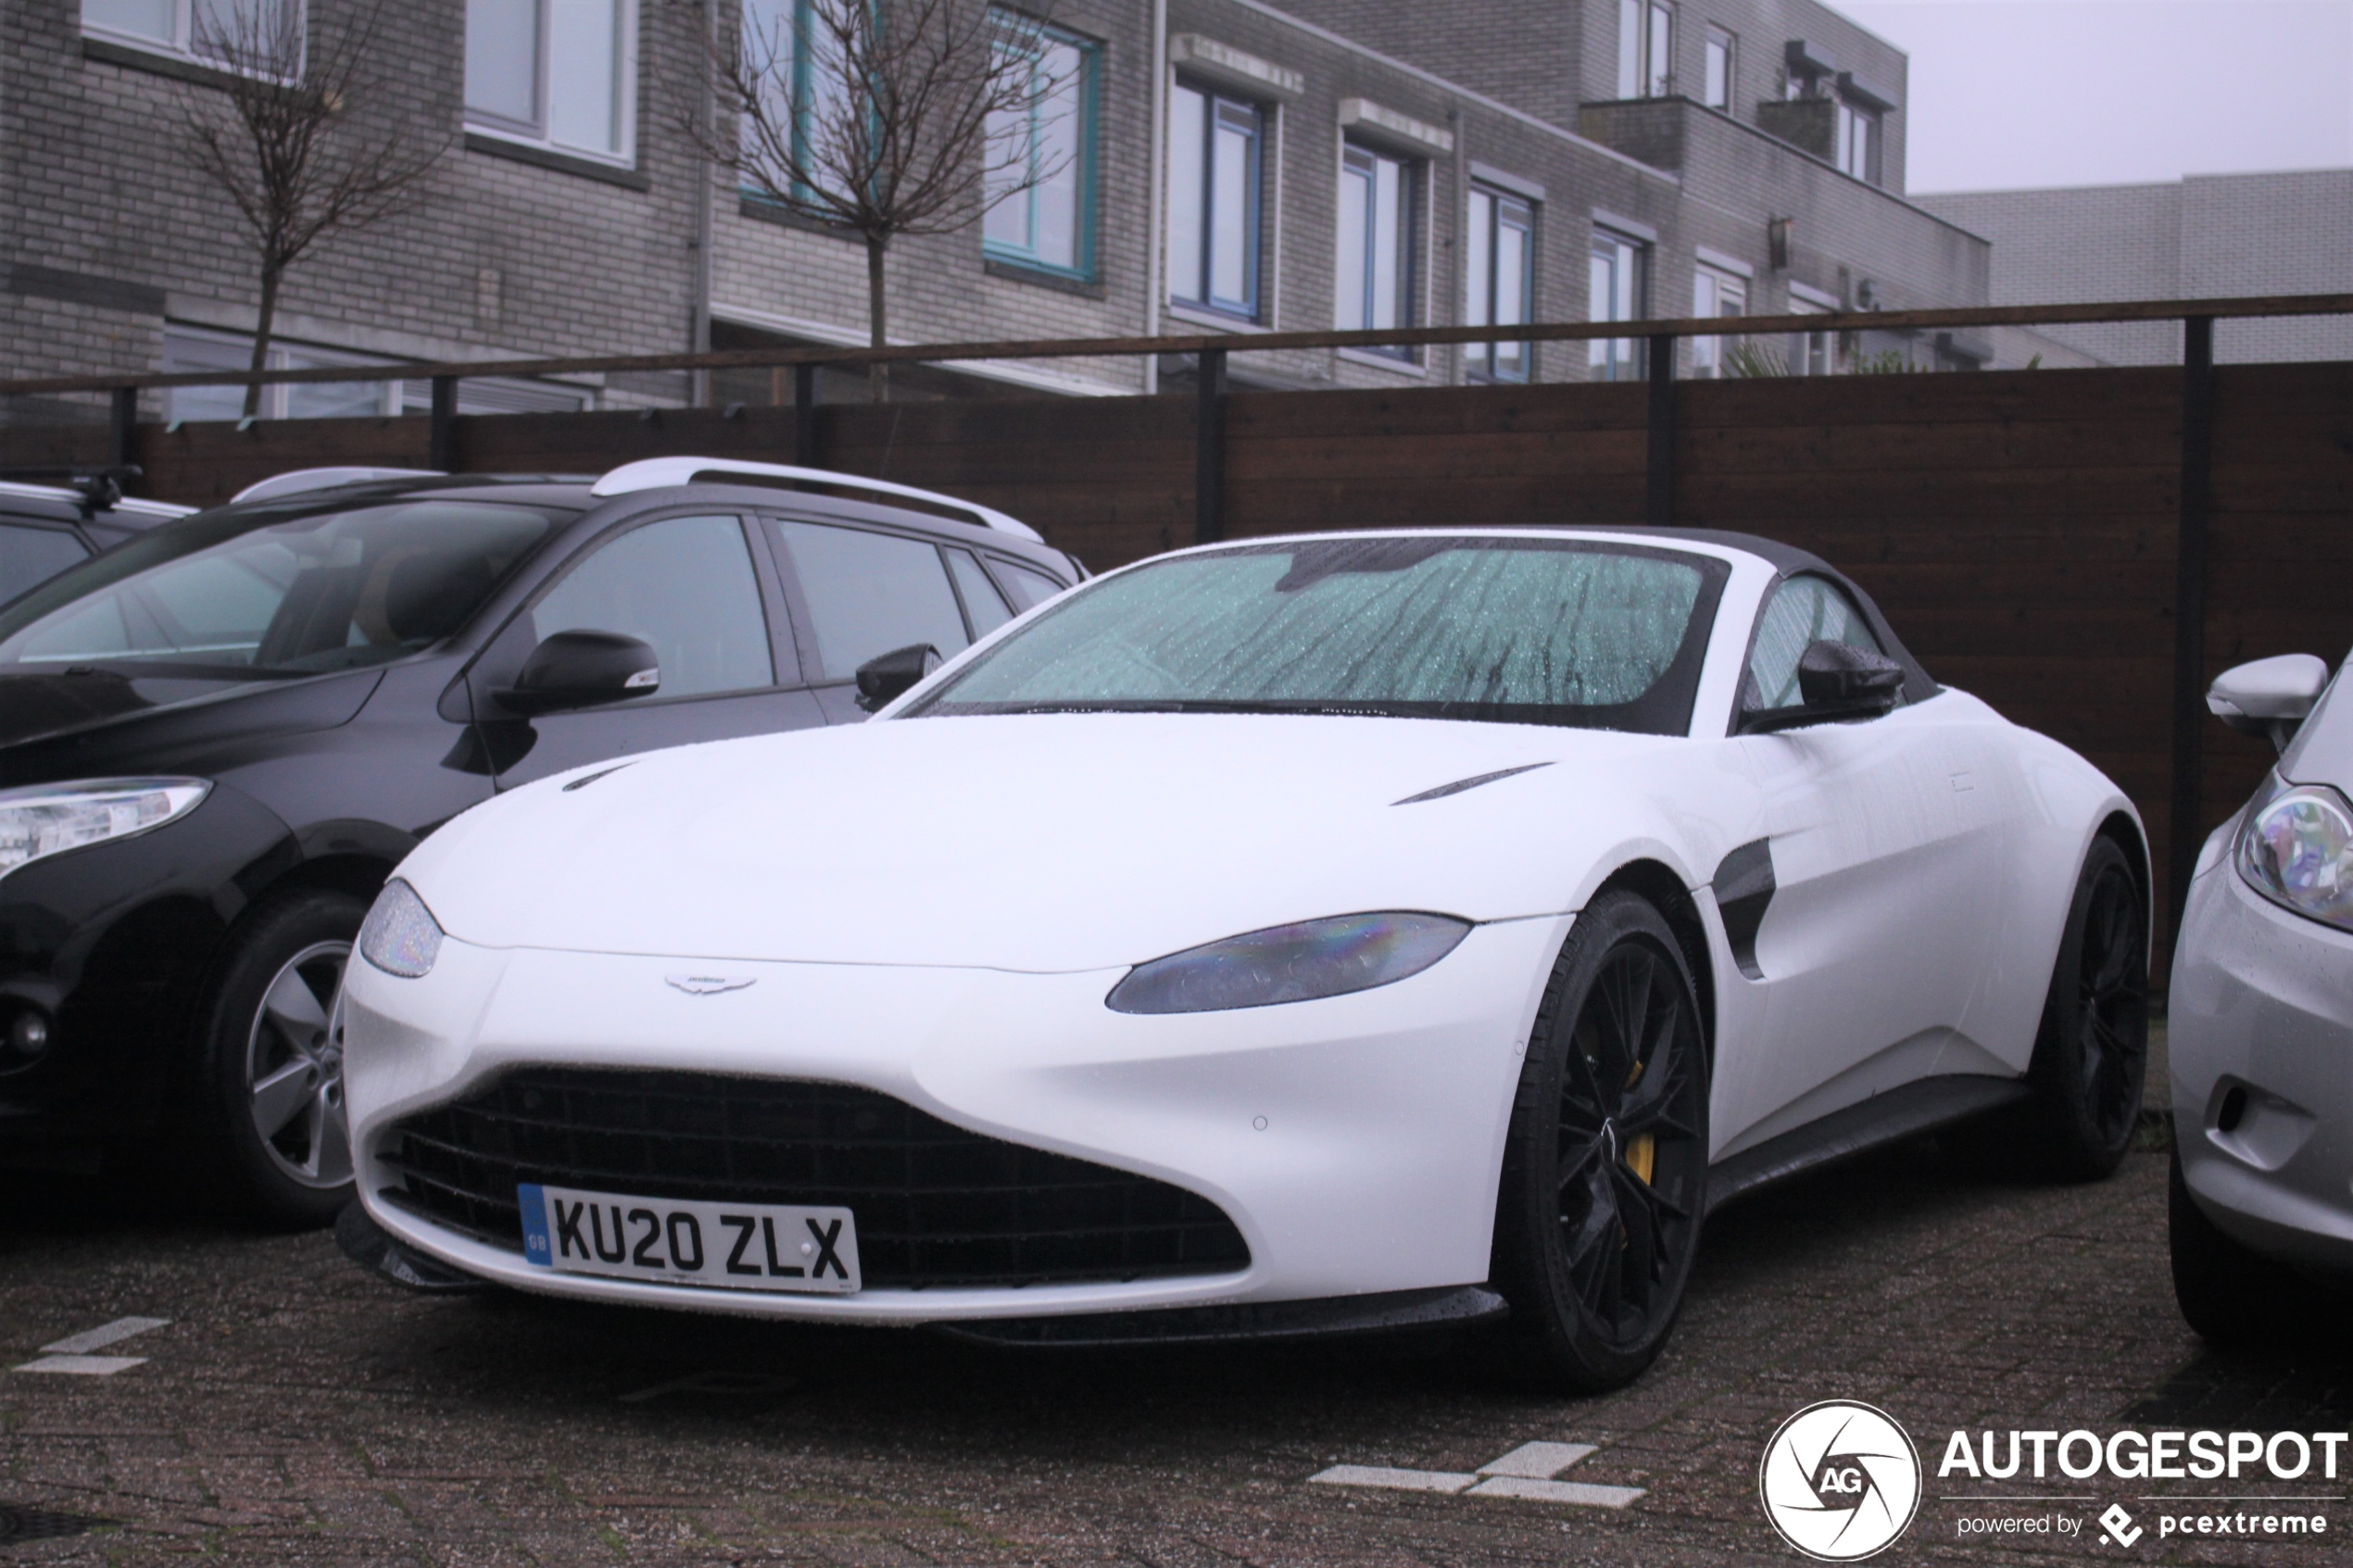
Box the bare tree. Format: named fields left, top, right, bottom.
left=180, top=0, right=448, bottom=418
left=692, top=0, right=1071, bottom=400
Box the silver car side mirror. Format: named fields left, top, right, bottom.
left=2208, top=653, right=2331, bottom=753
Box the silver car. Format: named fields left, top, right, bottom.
left=2170, top=648, right=2353, bottom=1336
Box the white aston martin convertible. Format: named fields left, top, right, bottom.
left=339, top=526, right=2149, bottom=1389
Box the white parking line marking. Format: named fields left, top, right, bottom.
left=1466, top=1476, right=1646, bottom=1509
left=1478, top=1441, right=1597, bottom=1478
left=1311, top=1440, right=1643, bottom=1508
left=14, top=1355, right=148, bottom=1375
left=1308, top=1465, right=1478, bottom=1494
left=40, top=1316, right=170, bottom=1355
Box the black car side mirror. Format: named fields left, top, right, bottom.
left=497, top=630, right=660, bottom=715
left=1740, top=640, right=1906, bottom=734
left=855, top=643, right=941, bottom=712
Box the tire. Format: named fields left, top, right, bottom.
left=1489, top=890, right=1711, bottom=1393
left=193, top=888, right=367, bottom=1227
left=2169, top=1148, right=2313, bottom=1342
left=2022, top=836, right=2149, bottom=1182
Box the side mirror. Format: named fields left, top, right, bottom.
left=1741, top=641, right=1906, bottom=734
left=497, top=630, right=660, bottom=715
left=855, top=642, right=941, bottom=712
left=2209, top=652, right=2331, bottom=754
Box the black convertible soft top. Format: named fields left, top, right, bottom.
left=1550, top=525, right=1941, bottom=709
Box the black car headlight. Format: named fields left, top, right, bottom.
left=359, top=879, right=445, bottom=978
left=0, top=777, right=209, bottom=879
left=1105, top=912, right=1472, bottom=1015
left=2236, top=775, right=2353, bottom=934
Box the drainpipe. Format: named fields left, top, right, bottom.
left=688, top=0, right=717, bottom=405
left=1142, top=0, right=1166, bottom=395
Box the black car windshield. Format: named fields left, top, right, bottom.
left=0, top=497, right=564, bottom=682
left=906, top=535, right=1730, bottom=734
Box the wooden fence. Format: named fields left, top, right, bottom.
left=6, top=299, right=2351, bottom=966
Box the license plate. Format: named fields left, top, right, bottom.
left=517, top=1183, right=860, bottom=1294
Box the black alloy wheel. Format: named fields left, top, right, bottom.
left=195, top=888, right=371, bottom=1227
left=2026, top=837, right=2149, bottom=1181
left=1491, top=890, right=1710, bottom=1392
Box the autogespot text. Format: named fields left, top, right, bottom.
left=1939, top=1428, right=2349, bottom=1482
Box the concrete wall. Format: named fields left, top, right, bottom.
left=1919, top=170, right=2353, bottom=367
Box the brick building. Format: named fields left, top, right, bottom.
left=3, top=0, right=1993, bottom=424
left=1918, top=170, right=2353, bottom=368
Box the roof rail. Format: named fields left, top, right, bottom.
left=588, top=458, right=1043, bottom=542
left=230, top=467, right=446, bottom=505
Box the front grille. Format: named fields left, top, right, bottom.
left=379, top=1068, right=1251, bottom=1288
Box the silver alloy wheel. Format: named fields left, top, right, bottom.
left=245, top=939, right=352, bottom=1188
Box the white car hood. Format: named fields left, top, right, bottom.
left=402, top=713, right=1703, bottom=970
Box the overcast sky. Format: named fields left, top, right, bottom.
left=1840, top=0, right=2353, bottom=194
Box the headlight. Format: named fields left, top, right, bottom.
left=359, top=879, right=444, bottom=978
left=2236, top=776, right=2353, bottom=932
left=1105, top=911, right=1472, bottom=1015
left=0, top=777, right=209, bottom=877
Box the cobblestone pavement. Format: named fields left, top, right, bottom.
left=2, top=1134, right=2347, bottom=1567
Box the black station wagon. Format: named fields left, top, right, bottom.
left=0, top=458, right=1080, bottom=1222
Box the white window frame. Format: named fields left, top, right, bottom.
left=464, top=0, right=640, bottom=168
left=1335, top=140, right=1418, bottom=358
left=1834, top=99, right=1881, bottom=184
left=1464, top=182, right=1536, bottom=383
left=1703, top=24, right=1734, bottom=110
left=82, top=0, right=305, bottom=74
left=1689, top=263, right=1747, bottom=379
left=1786, top=295, right=1836, bottom=376
left=1589, top=227, right=1648, bottom=383
left=1617, top=0, right=1673, bottom=97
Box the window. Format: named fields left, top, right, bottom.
left=535, top=516, right=774, bottom=699
left=1834, top=100, right=1880, bottom=183
left=1168, top=82, right=1265, bottom=320
left=0, top=501, right=559, bottom=677
left=991, top=558, right=1066, bottom=611
left=1689, top=265, right=1746, bottom=379
left=983, top=20, right=1098, bottom=279
left=1616, top=0, right=1672, bottom=97
left=774, top=521, right=975, bottom=681
left=1589, top=229, right=1647, bottom=383
left=1464, top=184, right=1533, bottom=383
left=1704, top=25, right=1734, bottom=110
left=82, top=0, right=300, bottom=65
left=1336, top=144, right=1416, bottom=355
left=0, top=528, right=93, bottom=607
left=1745, top=575, right=1883, bottom=712
left=464, top=0, right=636, bottom=164
left=1787, top=296, right=1834, bottom=375
left=912, top=538, right=1728, bottom=739
left=945, top=549, right=1014, bottom=639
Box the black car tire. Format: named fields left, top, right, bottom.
left=2021, top=836, right=2149, bottom=1182
left=194, top=888, right=368, bottom=1227
left=1489, top=890, right=1710, bottom=1393
left=2169, top=1148, right=2313, bottom=1342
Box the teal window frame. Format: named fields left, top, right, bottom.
left=736, top=0, right=872, bottom=210
left=981, top=17, right=1101, bottom=283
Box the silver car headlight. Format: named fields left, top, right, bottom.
left=0, top=777, right=209, bottom=878
left=1105, top=911, right=1472, bottom=1015
left=2236, top=776, right=2353, bottom=932
left=359, top=879, right=445, bottom=978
